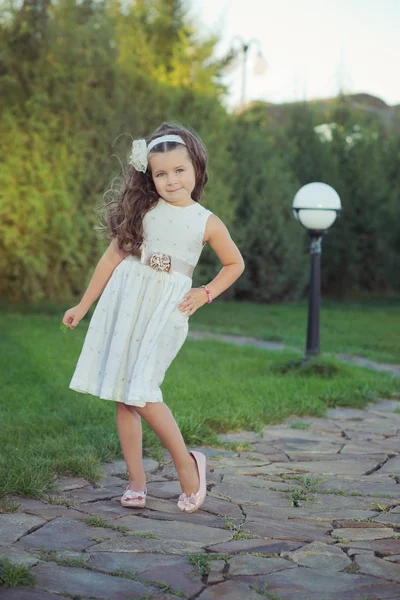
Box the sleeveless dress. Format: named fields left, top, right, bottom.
left=69, top=197, right=213, bottom=406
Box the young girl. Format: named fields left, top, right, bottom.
left=62, top=122, right=245, bottom=514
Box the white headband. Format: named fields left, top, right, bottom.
left=128, top=135, right=186, bottom=173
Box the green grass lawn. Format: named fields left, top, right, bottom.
left=189, top=299, right=400, bottom=364
left=1, top=310, right=398, bottom=501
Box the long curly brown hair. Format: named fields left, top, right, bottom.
left=101, top=122, right=208, bottom=255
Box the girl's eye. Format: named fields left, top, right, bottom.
left=156, top=173, right=165, bottom=177
left=177, top=169, right=184, bottom=173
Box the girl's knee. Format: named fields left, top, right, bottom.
left=116, top=402, right=140, bottom=417
left=135, top=401, right=164, bottom=419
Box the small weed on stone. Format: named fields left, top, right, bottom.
left=289, top=421, right=311, bottom=430
left=38, top=549, right=87, bottom=569
left=110, top=568, right=138, bottom=580
left=251, top=582, right=285, bottom=599
left=45, top=494, right=79, bottom=508
left=0, top=557, right=35, bottom=587
left=370, top=502, right=390, bottom=512
left=187, top=552, right=229, bottom=576
left=83, top=515, right=130, bottom=533
left=0, top=496, right=20, bottom=513
left=225, top=518, right=257, bottom=540
left=131, top=532, right=157, bottom=539
left=222, top=441, right=253, bottom=452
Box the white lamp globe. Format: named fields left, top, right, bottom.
left=293, top=183, right=341, bottom=232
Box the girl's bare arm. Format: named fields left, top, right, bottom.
left=63, top=239, right=126, bottom=328
left=203, top=215, right=245, bottom=299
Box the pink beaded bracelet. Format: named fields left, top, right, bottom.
left=201, top=285, right=213, bottom=304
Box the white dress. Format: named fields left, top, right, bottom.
left=69, top=197, right=213, bottom=406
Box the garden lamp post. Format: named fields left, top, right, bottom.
left=230, top=36, right=267, bottom=106
left=292, top=182, right=342, bottom=359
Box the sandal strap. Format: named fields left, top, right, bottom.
left=122, top=487, right=147, bottom=500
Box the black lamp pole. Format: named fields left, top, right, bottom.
left=293, top=183, right=341, bottom=362
left=305, top=233, right=323, bottom=359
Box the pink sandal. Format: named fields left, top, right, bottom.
left=121, top=484, right=147, bottom=508
left=177, top=451, right=207, bottom=514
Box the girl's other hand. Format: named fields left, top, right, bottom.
left=178, top=288, right=208, bottom=317
left=62, top=304, right=87, bottom=329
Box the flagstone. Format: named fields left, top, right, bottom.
left=384, top=554, right=400, bottom=562
left=354, top=552, right=400, bottom=582
left=14, top=516, right=120, bottom=552
left=90, top=536, right=203, bottom=555
left=270, top=458, right=383, bottom=476
left=261, top=426, right=342, bottom=443
left=326, top=408, right=372, bottom=419
left=127, top=505, right=236, bottom=529
left=147, top=480, right=182, bottom=498
left=9, top=497, right=84, bottom=520
left=236, top=567, right=400, bottom=599
left=318, top=477, right=399, bottom=497
left=199, top=495, right=243, bottom=519
left=207, top=537, right=304, bottom=555
left=333, top=520, right=392, bottom=528
left=339, top=538, right=400, bottom=555
left=331, top=526, right=397, bottom=541
left=284, top=446, right=343, bottom=458
left=245, top=516, right=332, bottom=543
left=216, top=431, right=263, bottom=444
left=0, top=590, right=66, bottom=600
left=229, top=554, right=296, bottom=576
left=343, top=422, right=399, bottom=436
left=207, top=457, right=272, bottom=468
left=0, top=546, right=42, bottom=567
left=87, top=552, right=204, bottom=596
left=210, top=483, right=292, bottom=506
left=54, top=476, right=92, bottom=491
left=118, top=514, right=232, bottom=544
left=375, top=456, right=400, bottom=475
left=372, top=512, right=400, bottom=527
left=31, top=561, right=157, bottom=599
left=287, top=418, right=342, bottom=434
left=304, top=493, right=394, bottom=510
left=244, top=504, right=379, bottom=521
left=207, top=559, right=226, bottom=583
left=340, top=440, right=400, bottom=453
left=283, top=541, right=351, bottom=571
left=368, top=399, right=400, bottom=413
left=52, top=485, right=124, bottom=504
left=0, top=513, right=47, bottom=546
left=218, top=474, right=301, bottom=492
left=287, top=452, right=388, bottom=462
left=196, top=579, right=269, bottom=599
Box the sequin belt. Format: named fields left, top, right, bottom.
left=127, top=250, right=194, bottom=278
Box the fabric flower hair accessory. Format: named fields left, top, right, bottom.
left=128, top=139, right=148, bottom=173
left=128, top=135, right=186, bottom=173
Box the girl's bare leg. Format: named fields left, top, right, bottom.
left=115, top=403, right=147, bottom=491
left=134, top=402, right=200, bottom=496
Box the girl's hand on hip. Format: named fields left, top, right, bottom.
left=178, top=288, right=208, bottom=317
left=62, top=304, right=87, bottom=329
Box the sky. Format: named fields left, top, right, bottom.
left=190, top=0, right=399, bottom=110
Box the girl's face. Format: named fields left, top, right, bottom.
left=149, top=146, right=196, bottom=205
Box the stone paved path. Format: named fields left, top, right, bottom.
left=1, top=398, right=400, bottom=600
